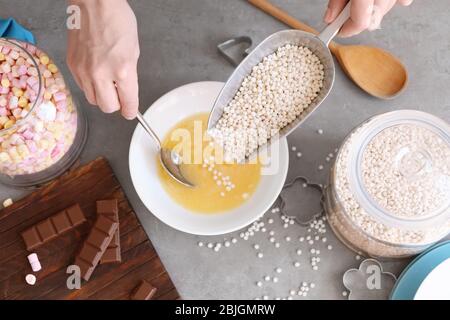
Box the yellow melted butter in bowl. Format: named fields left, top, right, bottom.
left=157, top=113, right=262, bottom=214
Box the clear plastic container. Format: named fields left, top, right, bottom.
left=0, top=38, right=87, bottom=187
left=325, top=110, right=450, bottom=258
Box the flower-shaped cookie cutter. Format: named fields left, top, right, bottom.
left=343, top=258, right=397, bottom=300
left=279, top=176, right=325, bottom=226
left=217, top=36, right=253, bottom=67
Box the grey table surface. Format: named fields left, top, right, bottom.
left=2, top=0, right=450, bottom=300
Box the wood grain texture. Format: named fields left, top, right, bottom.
left=0, top=157, right=179, bottom=300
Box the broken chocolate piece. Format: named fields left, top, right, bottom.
left=74, top=215, right=118, bottom=281
left=21, top=204, right=86, bottom=251
left=131, top=280, right=157, bottom=300
left=101, top=247, right=121, bottom=264
left=96, top=200, right=121, bottom=264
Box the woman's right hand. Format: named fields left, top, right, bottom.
left=324, top=0, right=413, bottom=37
left=67, top=0, right=140, bottom=119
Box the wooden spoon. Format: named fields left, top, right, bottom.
left=248, top=0, right=408, bottom=99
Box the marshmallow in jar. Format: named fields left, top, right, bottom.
left=0, top=39, right=87, bottom=187
left=325, top=110, right=450, bottom=258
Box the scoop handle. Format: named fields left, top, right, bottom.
left=318, top=2, right=351, bottom=46
left=247, top=0, right=341, bottom=52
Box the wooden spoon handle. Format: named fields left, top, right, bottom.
left=248, top=0, right=339, bottom=53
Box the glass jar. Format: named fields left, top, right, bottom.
left=325, top=110, right=450, bottom=258
left=0, top=38, right=87, bottom=187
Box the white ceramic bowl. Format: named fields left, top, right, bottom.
left=129, top=81, right=289, bottom=235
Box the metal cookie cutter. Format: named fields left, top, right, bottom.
left=217, top=36, right=253, bottom=67
left=279, top=176, right=325, bottom=226
left=343, top=258, right=397, bottom=300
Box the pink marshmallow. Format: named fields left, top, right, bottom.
left=53, top=92, right=66, bottom=102
left=26, top=140, right=38, bottom=153
left=18, top=65, right=28, bottom=76
left=22, top=130, right=34, bottom=140
left=26, top=76, right=38, bottom=87
left=56, top=100, right=67, bottom=111
left=2, top=46, right=11, bottom=54
left=0, top=86, right=9, bottom=94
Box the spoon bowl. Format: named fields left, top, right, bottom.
left=333, top=44, right=408, bottom=99
left=136, top=112, right=194, bottom=187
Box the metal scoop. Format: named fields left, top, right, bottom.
left=208, top=3, right=351, bottom=156
left=136, top=112, right=194, bottom=187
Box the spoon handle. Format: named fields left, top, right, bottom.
left=247, top=0, right=340, bottom=53
left=136, top=112, right=162, bottom=150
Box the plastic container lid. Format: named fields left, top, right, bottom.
left=348, top=110, right=450, bottom=229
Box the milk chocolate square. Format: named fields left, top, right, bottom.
left=51, top=211, right=72, bottom=233
left=96, top=200, right=118, bottom=215
left=36, top=220, right=57, bottom=242
left=21, top=227, right=42, bottom=250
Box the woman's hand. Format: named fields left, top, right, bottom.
left=67, top=0, right=140, bottom=119
left=324, top=0, right=413, bottom=37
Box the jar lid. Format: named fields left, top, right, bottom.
left=348, top=110, right=450, bottom=229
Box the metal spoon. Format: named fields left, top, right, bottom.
left=136, top=112, right=194, bottom=187
left=208, top=3, right=351, bottom=158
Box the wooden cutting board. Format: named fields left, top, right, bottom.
left=0, top=157, right=179, bottom=300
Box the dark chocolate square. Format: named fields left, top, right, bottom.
left=96, top=199, right=118, bottom=215
left=51, top=211, right=72, bottom=234
left=36, top=219, right=57, bottom=242
left=21, top=227, right=42, bottom=250
left=66, top=204, right=86, bottom=226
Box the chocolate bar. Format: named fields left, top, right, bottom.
left=21, top=204, right=86, bottom=251
left=96, top=200, right=121, bottom=264
left=131, top=280, right=157, bottom=300
left=74, top=215, right=118, bottom=281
